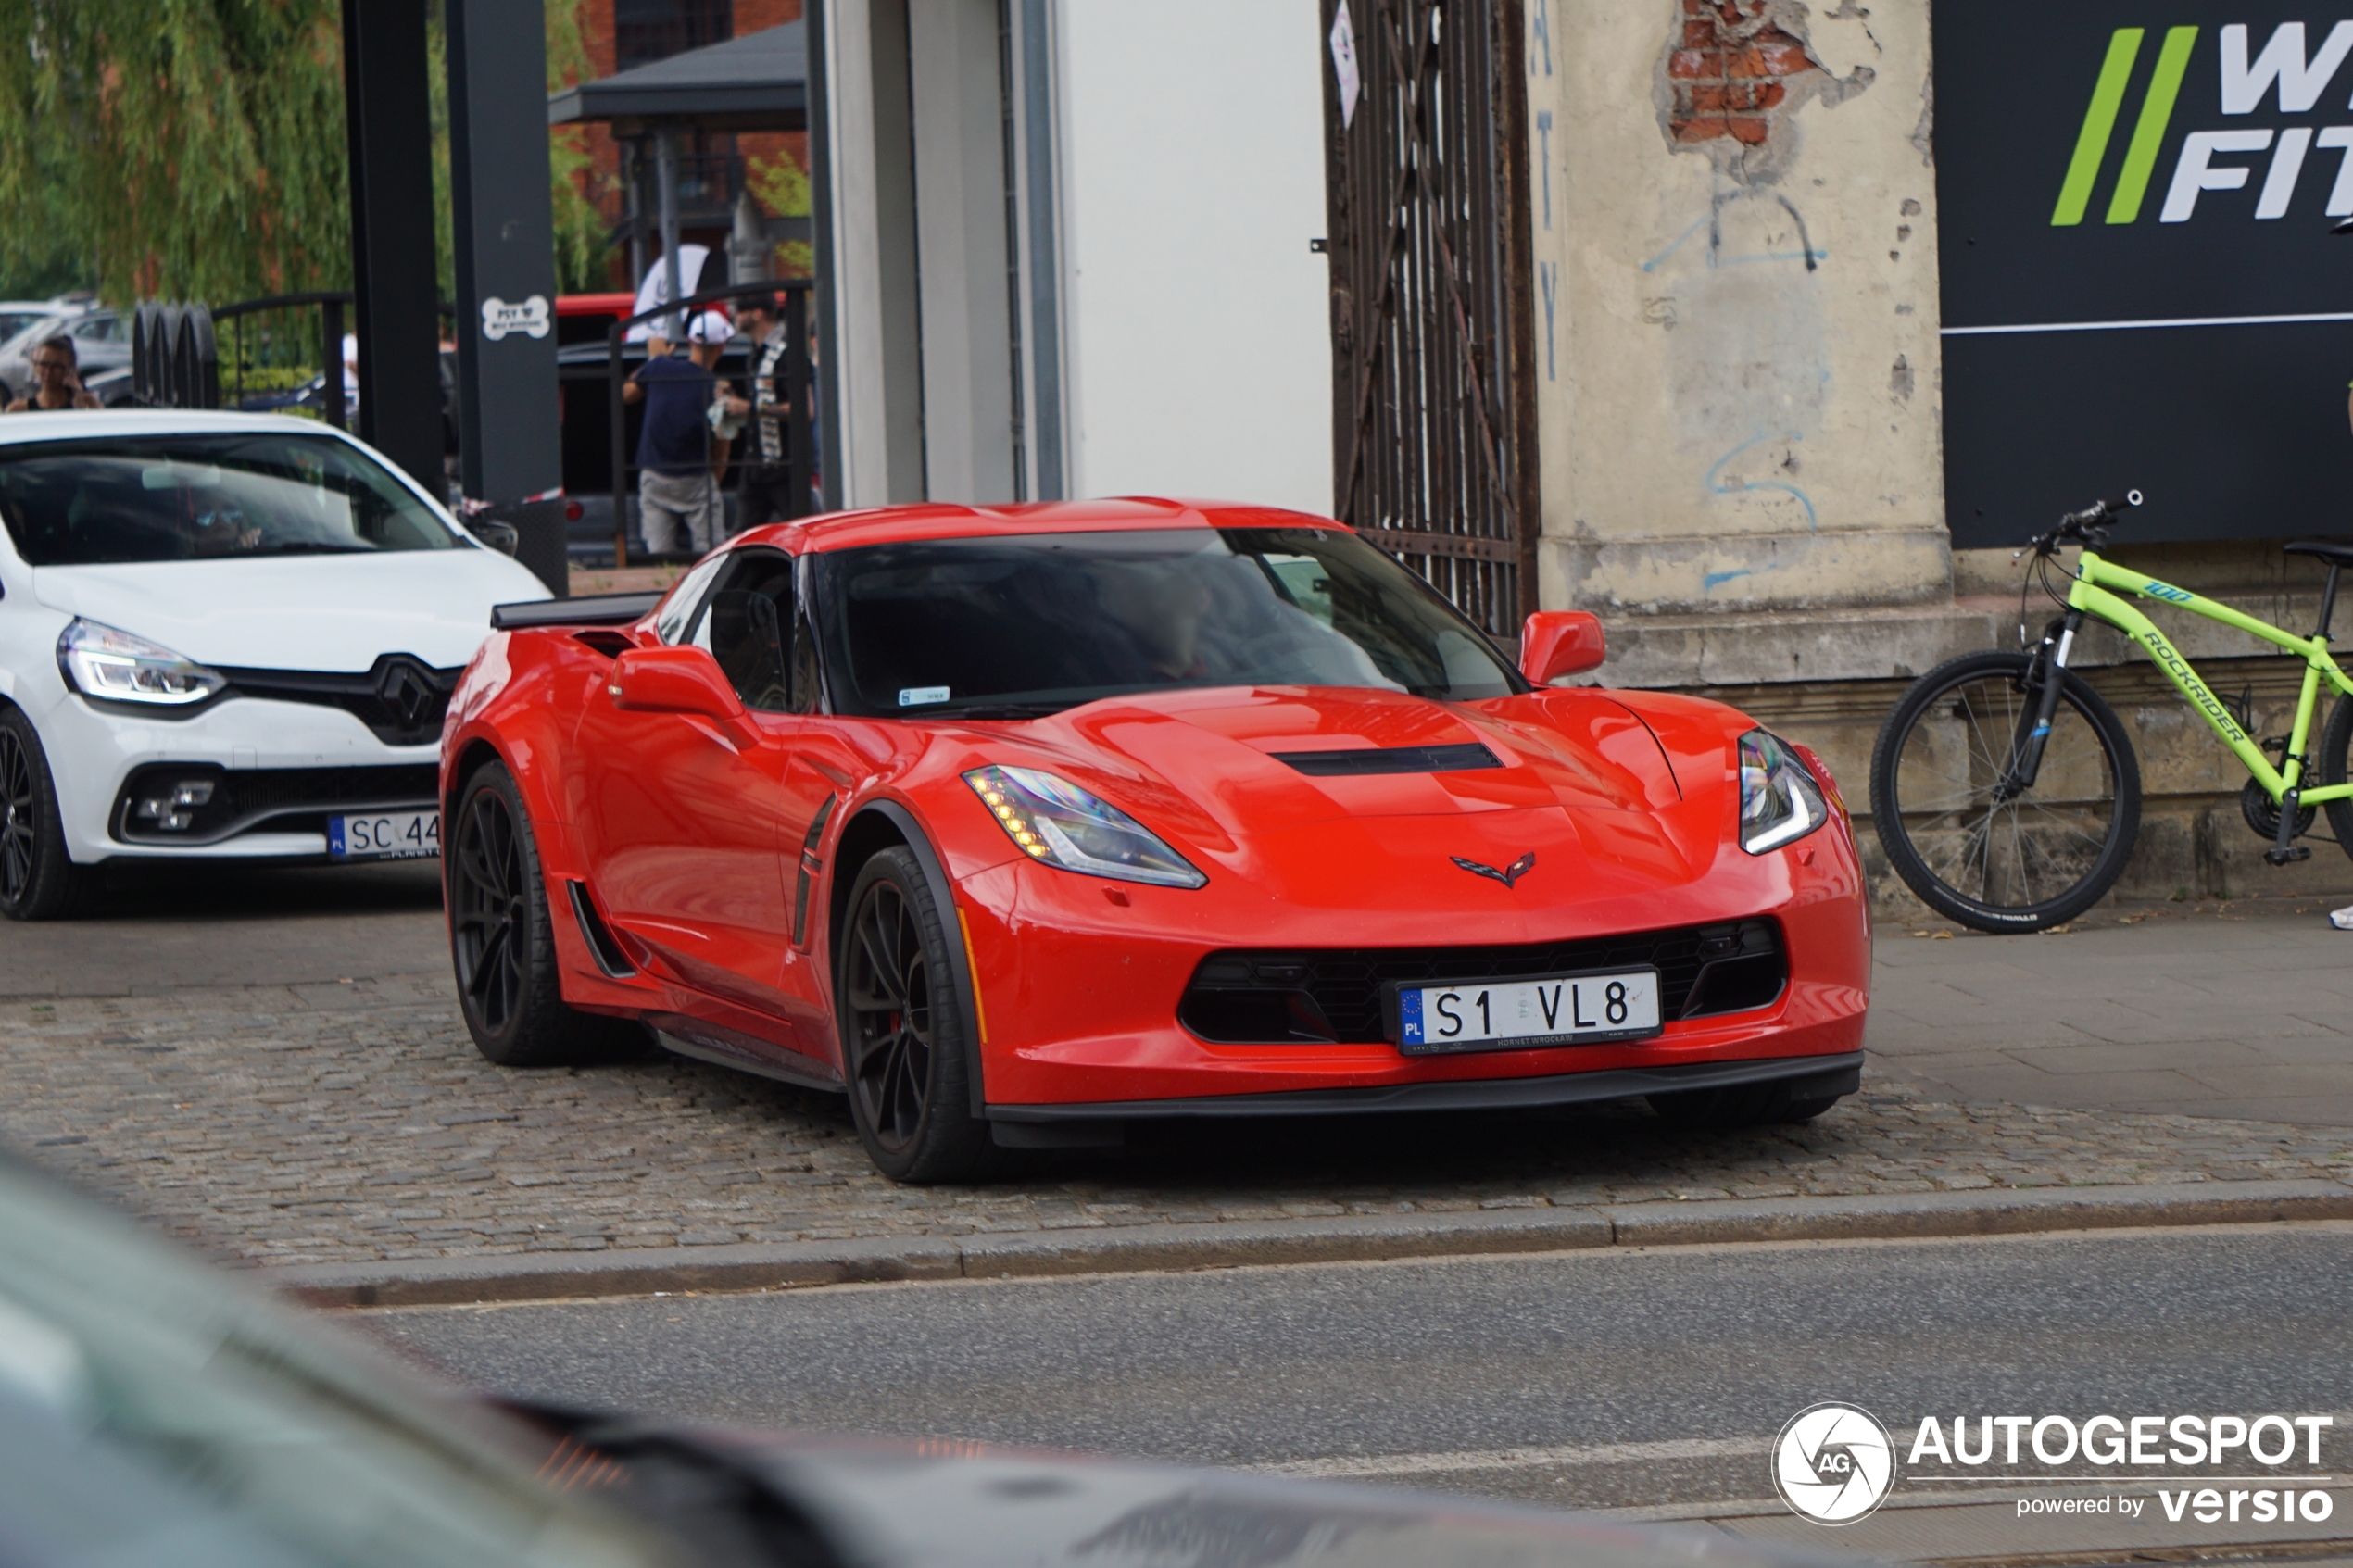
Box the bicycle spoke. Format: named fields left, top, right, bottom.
left=1879, top=662, right=2133, bottom=925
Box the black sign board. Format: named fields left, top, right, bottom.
left=1936, top=6, right=2353, bottom=548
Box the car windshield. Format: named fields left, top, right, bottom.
left=0, top=1159, right=665, bottom=1567
left=0, top=432, right=462, bottom=566
left=815, top=526, right=1523, bottom=717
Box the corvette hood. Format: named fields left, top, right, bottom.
left=1036, top=685, right=1681, bottom=841
left=31, top=550, right=549, bottom=671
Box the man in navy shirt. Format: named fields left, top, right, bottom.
left=623, top=311, right=728, bottom=558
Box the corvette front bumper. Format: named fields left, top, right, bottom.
left=987, top=1049, right=1864, bottom=1142
left=954, top=814, right=1872, bottom=1112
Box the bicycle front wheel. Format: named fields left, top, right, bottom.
left=1868, top=651, right=2141, bottom=932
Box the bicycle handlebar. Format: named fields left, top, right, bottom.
left=2023, top=489, right=2143, bottom=558
left=2061, top=490, right=2143, bottom=526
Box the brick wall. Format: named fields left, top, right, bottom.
left=1666, top=0, right=1815, bottom=145
left=560, top=0, right=809, bottom=289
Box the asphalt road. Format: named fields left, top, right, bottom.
left=361, top=1223, right=2353, bottom=1553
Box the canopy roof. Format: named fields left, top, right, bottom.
left=548, top=21, right=806, bottom=132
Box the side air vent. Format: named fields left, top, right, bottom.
left=790, top=796, right=840, bottom=947
left=573, top=630, right=633, bottom=658
left=1270, top=743, right=1502, bottom=777
left=567, top=881, right=636, bottom=978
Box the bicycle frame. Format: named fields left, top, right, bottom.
left=2061, top=549, right=2353, bottom=806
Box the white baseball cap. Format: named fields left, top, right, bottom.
left=686, top=308, right=734, bottom=345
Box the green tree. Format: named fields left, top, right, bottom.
left=0, top=0, right=611, bottom=306
left=0, top=0, right=350, bottom=304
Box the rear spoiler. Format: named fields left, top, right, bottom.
left=490, top=592, right=664, bottom=632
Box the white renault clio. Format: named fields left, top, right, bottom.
left=0, top=411, right=549, bottom=918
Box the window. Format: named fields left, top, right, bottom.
left=69, top=315, right=122, bottom=343
left=683, top=547, right=801, bottom=712
left=651, top=551, right=732, bottom=646
left=0, top=433, right=463, bottom=566
left=614, top=0, right=731, bottom=71
left=813, top=527, right=1524, bottom=719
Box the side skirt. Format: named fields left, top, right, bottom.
left=650, top=1016, right=846, bottom=1093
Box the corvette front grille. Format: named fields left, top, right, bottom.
left=1177, top=918, right=1785, bottom=1045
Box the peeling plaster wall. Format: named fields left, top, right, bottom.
left=1529, top=0, right=1948, bottom=624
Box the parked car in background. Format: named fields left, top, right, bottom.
left=0, top=300, right=82, bottom=358
left=0, top=1148, right=1843, bottom=1568
left=0, top=410, right=547, bottom=920
left=78, top=367, right=135, bottom=408
left=0, top=308, right=122, bottom=399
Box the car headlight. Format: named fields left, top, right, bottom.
left=964, top=765, right=1207, bottom=888
left=1738, top=730, right=1828, bottom=855
left=57, top=619, right=226, bottom=706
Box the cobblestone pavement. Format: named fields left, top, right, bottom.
left=6, top=958, right=2352, bottom=1271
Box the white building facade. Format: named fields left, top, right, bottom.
left=815, top=0, right=1335, bottom=518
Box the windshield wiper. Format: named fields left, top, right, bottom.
left=929, top=701, right=1070, bottom=720
left=244, top=541, right=377, bottom=556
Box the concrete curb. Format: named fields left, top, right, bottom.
left=267, top=1177, right=2353, bottom=1310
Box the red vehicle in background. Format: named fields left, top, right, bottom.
left=440, top=499, right=1871, bottom=1183
left=554, top=292, right=638, bottom=345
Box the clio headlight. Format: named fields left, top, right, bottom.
left=964, top=766, right=1207, bottom=888
left=1738, top=730, right=1828, bottom=855
left=57, top=619, right=227, bottom=706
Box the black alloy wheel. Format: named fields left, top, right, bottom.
left=0, top=709, right=92, bottom=922
left=837, top=847, right=994, bottom=1183
left=448, top=761, right=646, bottom=1068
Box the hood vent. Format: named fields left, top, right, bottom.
left=1270, top=742, right=1501, bottom=777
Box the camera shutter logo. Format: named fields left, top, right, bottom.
left=1774, top=1403, right=1896, bottom=1524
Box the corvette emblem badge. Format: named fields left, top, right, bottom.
left=1452, top=851, right=1535, bottom=888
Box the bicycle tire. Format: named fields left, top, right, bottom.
left=1868, top=650, right=2141, bottom=933
left=2314, top=693, right=2353, bottom=863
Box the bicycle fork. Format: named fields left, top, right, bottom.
left=1996, top=611, right=2081, bottom=800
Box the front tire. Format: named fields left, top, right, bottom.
left=1869, top=650, right=2140, bottom=933
left=837, top=847, right=995, bottom=1184
left=2313, top=694, right=2353, bottom=862
left=448, top=761, right=646, bottom=1068
left=0, top=708, right=94, bottom=922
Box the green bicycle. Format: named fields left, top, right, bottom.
left=1869, top=492, right=2353, bottom=932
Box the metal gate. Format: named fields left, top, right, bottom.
left=1321, top=0, right=1540, bottom=638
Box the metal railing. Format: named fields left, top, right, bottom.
left=209, top=293, right=352, bottom=427
left=606, top=279, right=815, bottom=568
left=139, top=293, right=454, bottom=433
left=1322, top=0, right=1541, bottom=635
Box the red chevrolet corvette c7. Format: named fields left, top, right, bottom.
left=440, top=499, right=1869, bottom=1182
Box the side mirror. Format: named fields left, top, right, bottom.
left=610, top=646, right=747, bottom=723
left=1520, top=611, right=1606, bottom=685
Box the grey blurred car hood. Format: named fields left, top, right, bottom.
left=710, top=1434, right=1853, bottom=1568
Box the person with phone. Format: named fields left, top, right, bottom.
left=6, top=336, right=101, bottom=412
